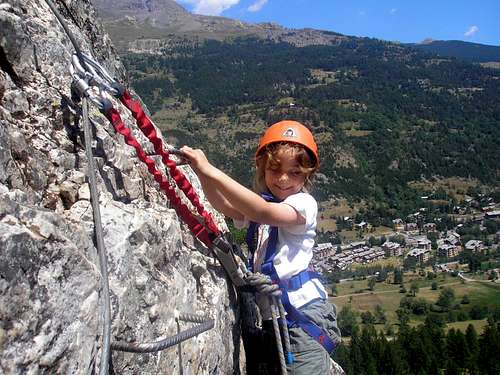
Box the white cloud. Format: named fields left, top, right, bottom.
left=390, top=8, right=397, bottom=15
left=464, top=25, right=479, bottom=37
left=248, top=0, right=268, bottom=12
left=176, top=0, right=240, bottom=16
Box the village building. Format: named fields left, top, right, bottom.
left=418, top=238, right=432, bottom=250
left=482, top=203, right=497, bottom=212
left=340, top=241, right=366, bottom=253
left=486, top=210, right=500, bottom=220
left=355, top=221, right=371, bottom=231
left=407, top=248, right=431, bottom=263
left=423, top=223, right=437, bottom=232
left=383, top=241, right=403, bottom=257
left=405, top=222, right=419, bottom=234
left=435, top=230, right=463, bottom=258
left=392, top=218, right=405, bottom=231
left=454, top=205, right=468, bottom=215
left=473, top=213, right=485, bottom=222
left=438, top=243, right=462, bottom=258
left=444, top=230, right=461, bottom=245
left=312, top=240, right=387, bottom=272
left=406, top=236, right=432, bottom=251
left=340, top=244, right=352, bottom=252
left=465, top=240, right=484, bottom=253
left=315, top=242, right=336, bottom=258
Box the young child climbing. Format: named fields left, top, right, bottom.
left=181, top=120, right=341, bottom=374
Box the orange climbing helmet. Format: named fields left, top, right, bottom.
left=256, top=120, right=319, bottom=168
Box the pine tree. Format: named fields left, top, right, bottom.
left=393, top=268, right=404, bottom=284
left=374, top=304, right=387, bottom=324
left=349, top=330, right=366, bottom=375
left=334, top=343, right=352, bottom=374
left=368, top=277, right=377, bottom=291
left=360, top=326, right=379, bottom=375
left=446, top=328, right=468, bottom=371
left=410, top=282, right=419, bottom=296
left=478, top=321, right=500, bottom=375
left=338, top=304, right=359, bottom=337
left=464, top=324, right=479, bottom=374
left=378, top=339, right=407, bottom=375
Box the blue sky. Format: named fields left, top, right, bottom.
left=176, top=0, right=500, bottom=46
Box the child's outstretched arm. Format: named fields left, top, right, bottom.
left=181, top=146, right=305, bottom=227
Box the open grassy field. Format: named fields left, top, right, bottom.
left=317, top=198, right=357, bottom=232
left=447, top=319, right=488, bottom=334
left=351, top=257, right=402, bottom=270
left=332, top=290, right=403, bottom=323
left=327, top=226, right=395, bottom=242
left=345, top=129, right=373, bottom=137
left=408, top=176, right=480, bottom=202
left=330, top=272, right=500, bottom=333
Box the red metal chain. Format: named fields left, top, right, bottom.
left=103, top=106, right=216, bottom=248
left=118, top=90, right=220, bottom=237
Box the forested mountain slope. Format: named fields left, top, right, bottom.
left=91, top=1, right=500, bottom=218
left=120, top=36, right=500, bottom=217
left=410, top=40, right=500, bottom=63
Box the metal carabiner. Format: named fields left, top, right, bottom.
left=80, top=53, right=117, bottom=86
left=71, top=53, right=119, bottom=96
left=71, top=54, right=87, bottom=78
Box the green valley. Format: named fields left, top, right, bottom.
left=121, top=36, right=500, bottom=220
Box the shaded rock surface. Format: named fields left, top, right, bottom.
left=0, top=0, right=240, bottom=374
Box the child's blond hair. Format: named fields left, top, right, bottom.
left=254, top=142, right=318, bottom=193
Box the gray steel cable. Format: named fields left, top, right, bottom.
left=82, top=98, right=112, bottom=374
left=111, top=316, right=214, bottom=353
left=42, top=3, right=113, bottom=373
left=277, top=299, right=293, bottom=364
left=43, top=0, right=84, bottom=57
left=178, top=313, right=212, bottom=324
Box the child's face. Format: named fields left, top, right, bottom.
left=264, top=148, right=307, bottom=200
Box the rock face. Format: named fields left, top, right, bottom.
left=0, top=1, right=240, bottom=374
left=92, top=0, right=192, bottom=26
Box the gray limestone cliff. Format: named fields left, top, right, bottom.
left=0, top=1, right=242, bottom=374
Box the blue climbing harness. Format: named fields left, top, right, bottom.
left=245, top=193, right=336, bottom=354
